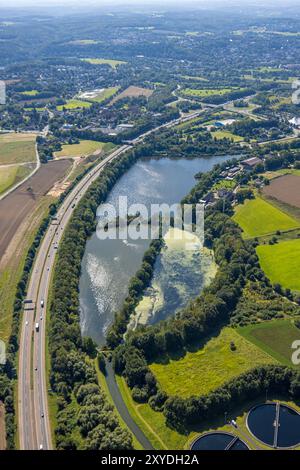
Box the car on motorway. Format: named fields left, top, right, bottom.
left=35, top=323, right=39, bottom=332
left=41, top=300, right=44, bottom=308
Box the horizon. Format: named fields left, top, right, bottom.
left=1, top=0, right=300, bottom=10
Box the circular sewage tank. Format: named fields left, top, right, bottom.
left=247, top=403, right=300, bottom=448
left=190, top=432, right=249, bottom=451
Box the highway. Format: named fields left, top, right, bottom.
left=18, top=144, right=131, bottom=450
left=17, top=110, right=206, bottom=450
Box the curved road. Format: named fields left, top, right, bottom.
left=17, top=109, right=206, bottom=450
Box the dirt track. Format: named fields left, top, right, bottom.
left=0, top=160, right=71, bottom=260
left=263, top=174, right=300, bottom=209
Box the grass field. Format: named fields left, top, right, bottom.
left=55, top=140, right=114, bottom=158
left=262, top=169, right=300, bottom=180
left=150, top=327, right=276, bottom=398
left=211, top=130, right=244, bottom=142
left=20, top=90, right=39, bottom=96
left=212, top=179, right=236, bottom=190
left=256, top=239, right=300, bottom=291
left=24, top=106, right=45, bottom=112
left=81, top=58, right=127, bottom=68
left=0, top=164, right=32, bottom=196
left=237, top=320, right=300, bottom=367
left=89, top=87, right=119, bottom=102
left=233, top=197, right=299, bottom=238
left=57, top=99, right=92, bottom=110
left=182, top=87, right=235, bottom=98
left=0, top=133, right=36, bottom=165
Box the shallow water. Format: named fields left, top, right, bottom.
left=128, top=229, right=217, bottom=329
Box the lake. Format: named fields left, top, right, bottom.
left=79, top=155, right=231, bottom=345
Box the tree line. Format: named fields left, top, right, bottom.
left=48, top=146, right=155, bottom=449
left=164, top=365, right=300, bottom=430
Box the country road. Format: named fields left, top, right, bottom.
left=17, top=109, right=206, bottom=450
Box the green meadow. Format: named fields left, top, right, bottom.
left=81, top=58, right=126, bottom=68
left=238, top=320, right=300, bottom=367
left=0, top=133, right=36, bottom=165
left=211, top=130, right=244, bottom=142
left=57, top=99, right=92, bottom=110
left=149, top=327, right=276, bottom=398
left=89, top=87, right=119, bottom=102
left=20, top=89, right=39, bottom=96
left=256, top=239, right=300, bottom=291
left=0, top=165, right=31, bottom=196
left=55, top=140, right=114, bottom=158
left=233, top=197, right=299, bottom=238
left=182, top=87, right=234, bottom=98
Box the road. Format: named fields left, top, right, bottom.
left=18, top=110, right=206, bottom=450
left=18, top=144, right=132, bottom=450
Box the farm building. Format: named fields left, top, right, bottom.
left=241, top=157, right=262, bottom=171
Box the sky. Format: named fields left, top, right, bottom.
left=1, top=0, right=299, bottom=17
left=1, top=0, right=297, bottom=7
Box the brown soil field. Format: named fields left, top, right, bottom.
left=0, top=402, right=6, bottom=450
left=0, top=159, right=71, bottom=260
left=110, top=85, right=153, bottom=104
left=263, top=174, right=300, bottom=208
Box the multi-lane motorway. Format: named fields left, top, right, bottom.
left=18, top=110, right=206, bottom=450
left=18, top=144, right=132, bottom=450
